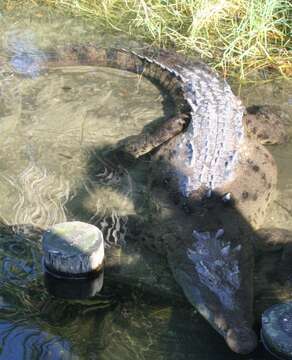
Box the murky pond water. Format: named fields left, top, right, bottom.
left=0, top=3, right=291, bottom=360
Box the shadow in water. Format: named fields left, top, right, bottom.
left=62, top=117, right=292, bottom=358
left=0, top=156, right=291, bottom=359
left=0, top=223, right=121, bottom=359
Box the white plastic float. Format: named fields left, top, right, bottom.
left=42, top=221, right=105, bottom=299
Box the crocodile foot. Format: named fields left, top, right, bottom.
left=244, top=105, right=289, bottom=144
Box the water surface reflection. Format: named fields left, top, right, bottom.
left=0, top=3, right=291, bottom=359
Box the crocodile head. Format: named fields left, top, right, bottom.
left=167, top=228, right=257, bottom=354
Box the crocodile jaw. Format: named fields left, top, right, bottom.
left=226, top=327, right=257, bottom=354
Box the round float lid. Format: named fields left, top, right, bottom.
left=261, top=302, right=292, bottom=360
left=42, top=221, right=104, bottom=276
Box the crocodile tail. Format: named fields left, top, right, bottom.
left=40, top=45, right=187, bottom=110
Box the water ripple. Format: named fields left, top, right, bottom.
left=3, top=30, right=46, bottom=78
left=0, top=321, right=76, bottom=360
left=0, top=161, right=69, bottom=227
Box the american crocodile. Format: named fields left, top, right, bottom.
left=9, top=44, right=288, bottom=354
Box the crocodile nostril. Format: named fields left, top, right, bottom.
left=226, top=327, right=257, bottom=354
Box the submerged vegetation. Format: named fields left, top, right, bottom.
left=2, top=0, right=292, bottom=79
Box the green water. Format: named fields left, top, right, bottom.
left=0, top=3, right=291, bottom=359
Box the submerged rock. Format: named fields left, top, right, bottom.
left=262, top=302, right=292, bottom=359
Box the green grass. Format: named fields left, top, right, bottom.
left=4, top=0, right=292, bottom=79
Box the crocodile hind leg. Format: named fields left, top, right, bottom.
left=243, top=105, right=289, bottom=144
left=115, top=114, right=189, bottom=158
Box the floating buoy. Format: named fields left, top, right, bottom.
left=261, top=302, right=292, bottom=360
left=42, top=221, right=104, bottom=299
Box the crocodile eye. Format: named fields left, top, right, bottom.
left=163, top=177, right=170, bottom=185
left=222, top=193, right=231, bottom=202
left=182, top=203, right=191, bottom=214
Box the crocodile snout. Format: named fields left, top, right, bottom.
left=226, top=326, right=257, bottom=354
left=167, top=228, right=257, bottom=354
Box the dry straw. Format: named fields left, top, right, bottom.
left=3, top=0, right=292, bottom=79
